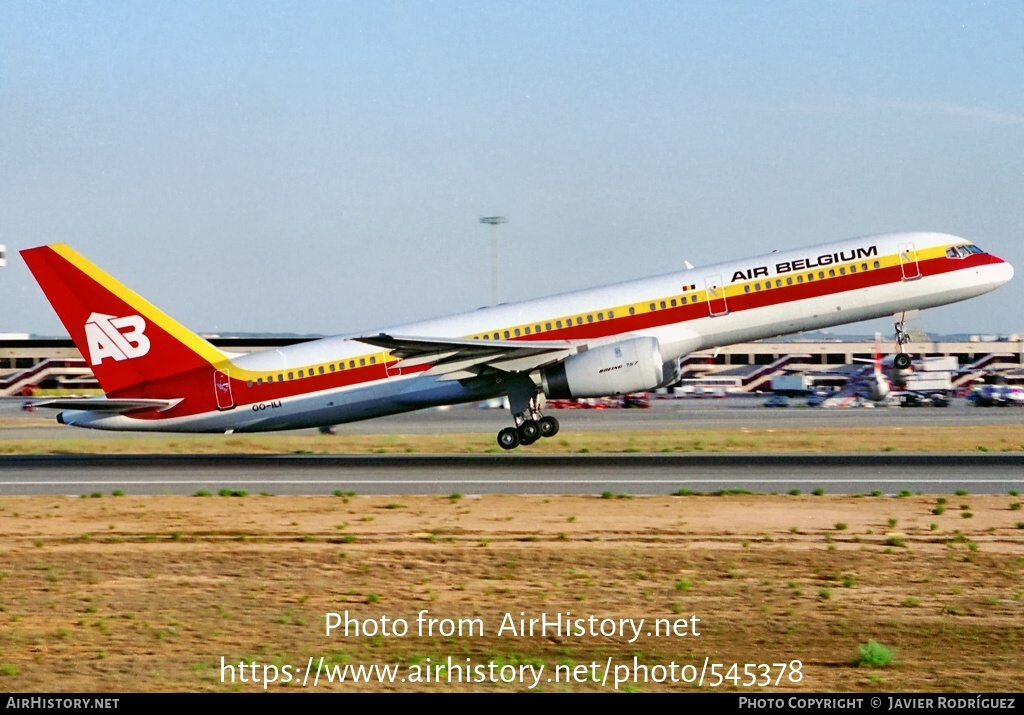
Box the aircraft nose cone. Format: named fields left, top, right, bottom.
left=996, top=257, right=1014, bottom=284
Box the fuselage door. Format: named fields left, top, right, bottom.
left=214, top=369, right=235, bottom=410
left=899, top=243, right=921, bottom=280
left=705, top=275, right=729, bottom=316
left=383, top=351, right=403, bottom=377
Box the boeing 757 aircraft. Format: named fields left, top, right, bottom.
left=21, top=232, right=1013, bottom=448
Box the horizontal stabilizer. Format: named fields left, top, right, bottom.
left=31, top=397, right=181, bottom=413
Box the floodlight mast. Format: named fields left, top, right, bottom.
left=479, top=216, right=507, bottom=305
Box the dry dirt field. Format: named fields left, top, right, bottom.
left=0, top=491, right=1022, bottom=692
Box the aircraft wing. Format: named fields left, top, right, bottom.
left=30, top=398, right=182, bottom=413
left=355, top=333, right=581, bottom=380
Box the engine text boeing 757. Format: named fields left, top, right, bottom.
left=21, top=232, right=1013, bottom=448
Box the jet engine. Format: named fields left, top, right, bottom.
left=541, top=336, right=673, bottom=399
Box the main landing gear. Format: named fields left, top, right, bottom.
left=497, top=414, right=559, bottom=450
left=496, top=376, right=559, bottom=450
left=893, top=312, right=912, bottom=370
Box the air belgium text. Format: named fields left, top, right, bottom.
left=731, top=245, right=878, bottom=282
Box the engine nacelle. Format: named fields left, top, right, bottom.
left=541, top=337, right=666, bottom=399
left=660, top=357, right=681, bottom=388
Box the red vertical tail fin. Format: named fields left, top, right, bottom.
left=21, top=244, right=226, bottom=396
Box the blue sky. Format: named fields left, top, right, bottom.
left=2, top=1, right=1022, bottom=336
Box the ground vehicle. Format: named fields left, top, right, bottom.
left=763, top=394, right=790, bottom=408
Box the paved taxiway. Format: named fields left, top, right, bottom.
left=2, top=453, right=1022, bottom=496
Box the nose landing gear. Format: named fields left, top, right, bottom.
left=893, top=312, right=912, bottom=370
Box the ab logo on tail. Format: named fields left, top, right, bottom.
left=84, top=312, right=151, bottom=365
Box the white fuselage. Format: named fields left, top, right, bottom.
left=60, top=231, right=1013, bottom=431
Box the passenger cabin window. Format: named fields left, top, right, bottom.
left=545, top=322, right=552, bottom=330
left=660, top=301, right=667, bottom=309
left=329, top=364, right=335, bottom=372
left=628, top=307, right=635, bottom=315
left=556, top=321, right=563, bottom=329
left=288, top=372, right=294, bottom=380
left=524, top=326, right=530, bottom=335
left=586, top=315, right=594, bottom=323
left=873, top=261, right=880, bottom=269
left=744, top=285, right=751, bottom=293
left=359, top=359, right=365, bottom=366
left=598, top=312, right=604, bottom=320
left=504, top=331, right=510, bottom=339
left=649, top=303, right=656, bottom=311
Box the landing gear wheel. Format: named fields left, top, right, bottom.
left=539, top=415, right=560, bottom=438
left=517, top=420, right=540, bottom=445
left=497, top=427, right=520, bottom=450
left=893, top=353, right=912, bottom=370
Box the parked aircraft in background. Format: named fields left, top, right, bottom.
left=21, top=232, right=1013, bottom=448
left=818, top=334, right=969, bottom=408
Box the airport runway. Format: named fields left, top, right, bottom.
left=2, top=453, right=1021, bottom=496
left=3, top=396, right=1024, bottom=440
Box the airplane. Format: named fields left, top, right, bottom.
left=20, top=231, right=1013, bottom=448
left=820, top=333, right=899, bottom=407
left=817, top=329, right=992, bottom=408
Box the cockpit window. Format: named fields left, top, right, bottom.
left=947, top=245, right=981, bottom=259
